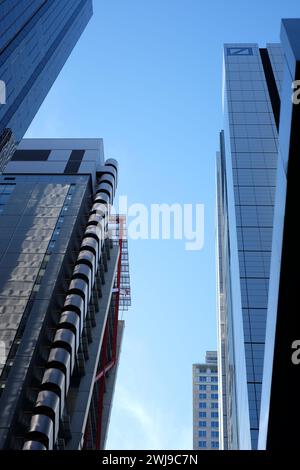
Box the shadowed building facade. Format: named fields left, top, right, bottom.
left=258, top=19, right=300, bottom=451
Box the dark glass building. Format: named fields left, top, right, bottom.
left=0, top=1, right=93, bottom=170
left=0, top=138, right=131, bottom=449
left=259, top=19, right=300, bottom=451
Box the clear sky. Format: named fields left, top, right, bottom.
left=25, top=0, right=300, bottom=450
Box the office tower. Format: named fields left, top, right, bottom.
left=192, top=351, right=219, bottom=450
left=216, top=36, right=285, bottom=448
left=0, top=0, right=93, bottom=170
left=0, top=138, right=131, bottom=450
left=259, top=19, right=300, bottom=450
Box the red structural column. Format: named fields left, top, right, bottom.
left=93, top=216, right=124, bottom=449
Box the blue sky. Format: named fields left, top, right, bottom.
left=26, top=0, right=300, bottom=450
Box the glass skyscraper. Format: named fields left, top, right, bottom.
left=0, top=138, right=131, bottom=449
left=193, top=351, right=219, bottom=450
left=259, top=19, right=300, bottom=451
left=0, top=1, right=93, bottom=170
left=216, top=34, right=285, bottom=449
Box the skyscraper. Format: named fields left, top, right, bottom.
left=192, top=351, right=219, bottom=450
left=0, top=1, right=93, bottom=170
left=259, top=19, right=300, bottom=451
left=216, top=36, right=284, bottom=449
left=0, top=138, right=131, bottom=450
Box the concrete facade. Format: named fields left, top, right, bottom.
left=193, top=351, right=219, bottom=450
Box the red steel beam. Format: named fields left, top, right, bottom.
left=93, top=216, right=124, bottom=449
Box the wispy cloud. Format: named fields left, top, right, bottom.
left=106, top=385, right=192, bottom=450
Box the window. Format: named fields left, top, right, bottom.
left=0, top=194, right=9, bottom=205
left=198, top=441, right=206, bottom=448
left=0, top=183, right=15, bottom=213
left=211, top=422, right=218, bottom=428
left=211, top=385, right=218, bottom=391
left=211, top=376, right=218, bottom=382
left=198, top=421, right=207, bottom=427
left=211, top=402, right=218, bottom=409
left=47, top=185, right=72, bottom=253
left=212, top=442, right=219, bottom=449
left=199, top=393, right=206, bottom=399
left=198, top=430, right=206, bottom=437
left=199, top=385, right=206, bottom=391
left=211, top=393, right=218, bottom=399
left=211, top=412, right=219, bottom=418
left=199, top=412, right=206, bottom=418
left=199, top=376, right=206, bottom=382
left=211, top=431, right=219, bottom=438
left=199, top=402, right=206, bottom=409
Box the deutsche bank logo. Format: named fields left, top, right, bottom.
left=227, top=47, right=253, bottom=56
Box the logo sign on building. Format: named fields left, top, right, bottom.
left=227, top=47, right=253, bottom=56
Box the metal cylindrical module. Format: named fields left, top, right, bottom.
left=23, top=161, right=118, bottom=450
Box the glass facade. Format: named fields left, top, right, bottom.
left=0, top=0, right=93, bottom=168
left=258, top=19, right=300, bottom=450
left=217, top=42, right=284, bottom=449
left=0, top=174, right=87, bottom=380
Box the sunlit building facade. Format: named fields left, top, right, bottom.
left=0, top=138, right=131, bottom=449
left=0, top=0, right=92, bottom=170
left=216, top=38, right=284, bottom=449
left=193, top=351, right=219, bottom=450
